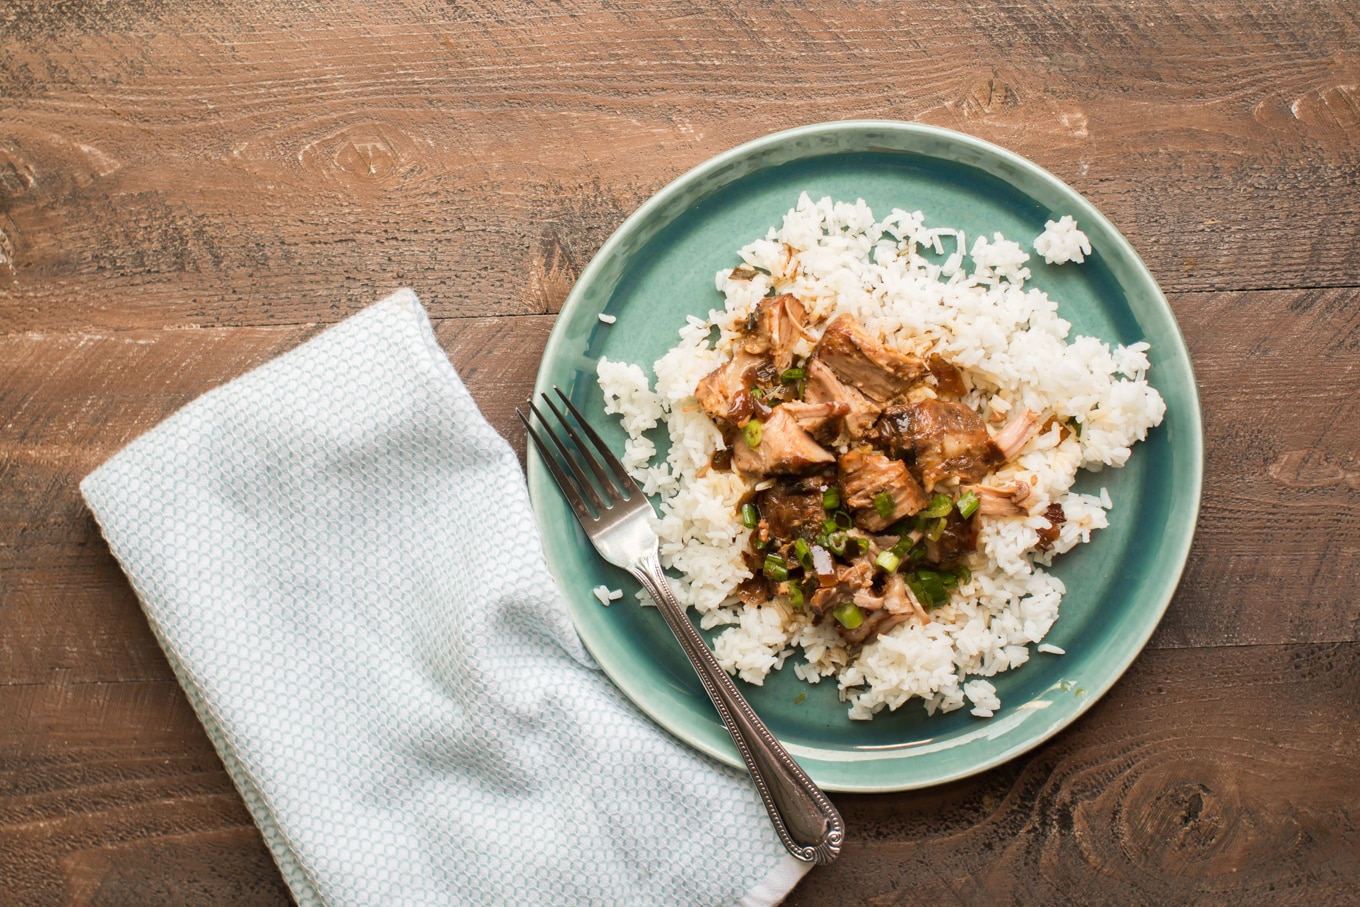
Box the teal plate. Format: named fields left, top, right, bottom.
left=527, top=121, right=1202, bottom=793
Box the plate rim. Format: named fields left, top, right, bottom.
left=528, top=119, right=1204, bottom=792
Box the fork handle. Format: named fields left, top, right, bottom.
left=629, top=550, right=845, bottom=865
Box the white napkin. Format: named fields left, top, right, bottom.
left=80, top=290, right=812, bottom=907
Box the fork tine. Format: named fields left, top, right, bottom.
left=517, top=408, right=597, bottom=524
left=527, top=397, right=614, bottom=516
left=552, top=386, right=639, bottom=497
left=541, top=390, right=625, bottom=504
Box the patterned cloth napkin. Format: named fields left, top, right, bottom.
left=81, top=290, right=812, bottom=906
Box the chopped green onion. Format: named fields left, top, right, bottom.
left=956, top=489, right=980, bottom=519
left=824, top=531, right=848, bottom=556
left=908, top=568, right=949, bottom=608
left=793, top=538, right=812, bottom=569
left=832, top=510, right=854, bottom=530
left=742, top=420, right=763, bottom=448
left=832, top=603, right=864, bottom=630
left=907, top=541, right=926, bottom=562
left=822, top=487, right=841, bottom=510
left=904, top=573, right=925, bottom=603
left=753, top=537, right=767, bottom=550
left=1068, top=418, right=1083, bottom=438
left=762, top=553, right=788, bottom=582
left=780, top=367, right=806, bottom=384
left=955, top=563, right=972, bottom=584
left=874, top=491, right=896, bottom=520
left=786, top=582, right=804, bottom=608
left=750, top=386, right=765, bottom=399
left=874, top=550, right=901, bottom=574
left=926, top=516, right=948, bottom=541
left=919, top=493, right=953, bottom=519
left=740, top=503, right=759, bottom=529
left=890, top=534, right=915, bottom=558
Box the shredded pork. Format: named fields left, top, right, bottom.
left=691, top=310, right=1052, bottom=644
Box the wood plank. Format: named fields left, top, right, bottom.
left=788, top=641, right=1360, bottom=906
left=0, top=1, right=1357, bottom=333
left=2, top=642, right=1354, bottom=903
left=0, top=681, right=290, bottom=904
left=1155, top=287, right=1360, bottom=647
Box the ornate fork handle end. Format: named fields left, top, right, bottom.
left=630, top=553, right=845, bottom=866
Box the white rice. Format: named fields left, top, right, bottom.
left=1034, top=215, right=1092, bottom=264
left=592, top=585, right=623, bottom=606
left=597, top=193, right=1164, bottom=720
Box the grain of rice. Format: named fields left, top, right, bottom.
left=592, top=585, right=621, bottom=606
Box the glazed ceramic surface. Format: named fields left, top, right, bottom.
left=527, top=121, right=1203, bottom=792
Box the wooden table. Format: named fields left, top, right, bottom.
left=3, top=2, right=1358, bottom=903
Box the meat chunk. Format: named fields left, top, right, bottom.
left=873, top=399, right=1003, bottom=491
left=735, top=573, right=772, bottom=606
left=884, top=573, right=929, bottom=621
left=927, top=354, right=967, bottom=398
left=961, top=483, right=1030, bottom=516
left=1034, top=503, right=1066, bottom=550
left=694, top=350, right=773, bottom=428
left=802, top=357, right=881, bottom=442
left=812, top=314, right=927, bottom=403
left=753, top=478, right=830, bottom=543
left=732, top=407, right=836, bottom=476
left=838, top=608, right=906, bottom=645
left=923, top=508, right=981, bottom=563
left=808, top=582, right=856, bottom=617
left=741, top=293, right=809, bottom=372
left=838, top=447, right=931, bottom=531
left=992, top=407, right=1040, bottom=460
left=835, top=554, right=876, bottom=590
left=777, top=399, right=851, bottom=436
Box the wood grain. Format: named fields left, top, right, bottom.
left=0, top=1, right=1357, bottom=334
left=2, top=0, right=1358, bottom=902
left=1156, top=287, right=1360, bottom=648
left=790, top=642, right=1360, bottom=906
left=2, top=645, right=1354, bottom=904
left=0, top=681, right=292, bottom=905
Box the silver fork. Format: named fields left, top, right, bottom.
left=520, top=387, right=844, bottom=865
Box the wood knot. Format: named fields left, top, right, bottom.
left=529, top=228, right=579, bottom=312
left=298, top=122, right=418, bottom=188
left=1290, top=83, right=1360, bottom=132
left=0, top=215, right=16, bottom=273
left=1147, top=781, right=1227, bottom=853
left=0, top=142, right=37, bottom=197
left=1268, top=448, right=1357, bottom=490
left=955, top=74, right=1022, bottom=117
left=1117, top=762, right=1298, bottom=880
left=1254, top=82, right=1360, bottom=134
